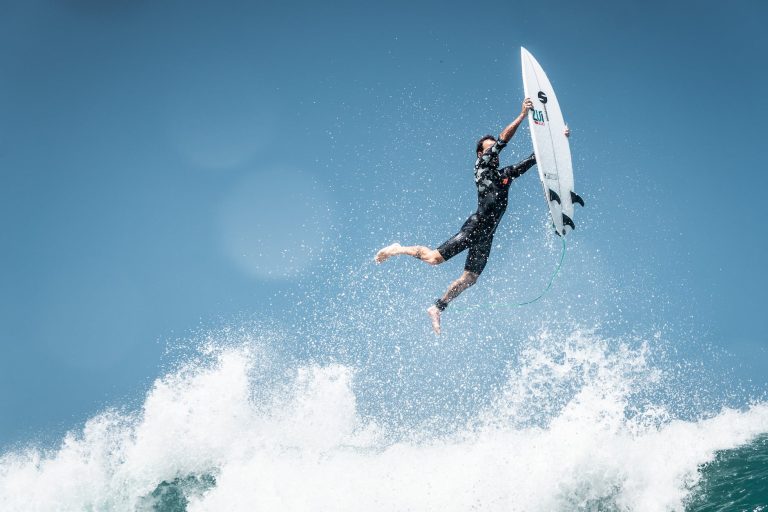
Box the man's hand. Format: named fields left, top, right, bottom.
left=564, top=125, right=570, bottom=138
left=521, top=98, right=533, bottom=116
left=499, top=98, right=535, bottom=143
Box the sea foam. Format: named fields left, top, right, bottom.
left=1, top=329, right=767, bottom=512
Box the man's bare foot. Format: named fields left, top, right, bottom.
left=427, top=305, right=442, bottom=335
left=375, top=242, right=402, bottom=263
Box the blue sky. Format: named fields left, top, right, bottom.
left=1, top=0, right=767, bottom=447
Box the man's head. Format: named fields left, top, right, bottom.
left=476, top=135, right=496, bottom=157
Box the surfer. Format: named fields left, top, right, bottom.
left=375, top=98, right=569, bottom=334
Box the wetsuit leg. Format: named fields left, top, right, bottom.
left=436, top=230, right=472, bottom=262
left=464, top=235, right=494, bottom=275
left=437, top=214, right=481, bottom=261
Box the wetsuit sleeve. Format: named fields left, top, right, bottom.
left=477, top=138, right=507, bottom=167
left=500, top=153, right=536, bottom=180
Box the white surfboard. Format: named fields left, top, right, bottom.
left=521, top=47, right=583, bottom=236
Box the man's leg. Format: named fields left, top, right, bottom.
left=375, top=211, right=483, bottom=267
left=426, top=235, right=492, bottom=334
left=375, top=243, right=445, bottom=265
left=427, top=270, right=479, bottom=334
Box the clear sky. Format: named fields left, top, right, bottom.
left=1, top=0, right=767, bottom=447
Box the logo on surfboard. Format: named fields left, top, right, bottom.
left=532, top=109, right=546, bottom=125
left=536, top=90, right=550, bottom=124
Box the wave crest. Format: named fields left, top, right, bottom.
left=1, top=329, right=767, bottom=511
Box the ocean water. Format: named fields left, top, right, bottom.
left=1, top=327, right=766, bottom=512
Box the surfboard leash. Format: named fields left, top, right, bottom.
left=504, top=235, right=566, bottom=307
left=454, top=236, right=566, bottom=312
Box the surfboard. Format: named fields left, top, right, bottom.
left=520, top=47, right=583, bottom=236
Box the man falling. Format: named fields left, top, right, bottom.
left=375, top=97, right=569, bottom=334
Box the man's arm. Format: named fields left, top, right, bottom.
left=500, top=153, right=536, bottom=180
left=498, top=98, right=533, bottom=143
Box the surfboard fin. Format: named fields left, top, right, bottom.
left=570, top=191, right=585, bottom=207
left=562, top=213, right=575, bottom=231
left=548, top=189, right=561, bottom=204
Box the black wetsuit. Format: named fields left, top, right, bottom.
left=436, top=138, right=536, bottom=275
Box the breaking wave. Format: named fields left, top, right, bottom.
left=2, top=326, right=766, bottom=511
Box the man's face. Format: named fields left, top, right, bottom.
left=479, top=138, right=495, bottom=156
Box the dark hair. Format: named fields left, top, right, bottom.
left=476, top=134, right=496, bottom=154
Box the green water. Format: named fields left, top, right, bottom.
left=686, top=434, right=768, bottom=511
left=139, top=474, right=215, bottom=512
